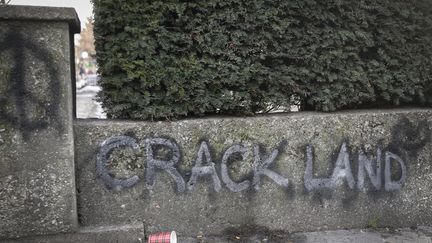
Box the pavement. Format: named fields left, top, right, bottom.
left=3, top=226, right=432, bottom=243
left=76, top=85, right=106, bottom=119
left=180, top=227, right=432, bottom=243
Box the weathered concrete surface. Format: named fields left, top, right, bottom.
left=0, top=6, right=80, bottom=239
left=0, top=224, right=145, bottom=243
left=74, top=109, right=432, bottom=237
left=0, top=5, right=80, bottom=33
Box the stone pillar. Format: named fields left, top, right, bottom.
left=0, top=5, right=80, bottom=239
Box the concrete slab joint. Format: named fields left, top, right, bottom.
left=0, top=5, right=80, bottom=240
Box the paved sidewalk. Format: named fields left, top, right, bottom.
left=76, top=85, right=106, bottom=119
left=3, top=226, right=432, bottom=242
left=181, top=227, right=432, bottom=243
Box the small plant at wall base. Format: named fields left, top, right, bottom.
left=92, top=0, right=432, bottom=120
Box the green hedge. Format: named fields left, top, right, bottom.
left=93, top=0, right=432, bottom=119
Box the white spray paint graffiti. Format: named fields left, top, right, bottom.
left=305, top=142, right=407, bottom=192
left=357, top=148, right=382, bottom=190
left=96, top=136, right=140, bottom=189
left=96, top=136, right=407, bottom=193
left=220, top=144, right=251, bottom=192
left=304, top=143, right=355, bottom=191
left=187, top=141, right=222, bottom=192
left=144, top=137, right=186, bottom=193
left=384, top=152, right=407, bottom=191
left=252, top=144, right=290, bottom=191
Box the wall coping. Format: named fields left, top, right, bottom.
left=0, top=5, right=80, bottom=33
left=75, top=108, right=432, bottom=125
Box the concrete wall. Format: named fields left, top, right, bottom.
left=0, top=6, right=80, bottom=239
left=74, top=109, right=432, bottom=236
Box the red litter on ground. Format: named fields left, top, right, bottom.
left=148, top=231, right=177, bottom=243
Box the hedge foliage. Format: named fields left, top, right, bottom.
left=93, top=0, right=432, bottom=119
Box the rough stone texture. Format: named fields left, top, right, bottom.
left=74, top=109, right=432, bottom=237
left=0, top=224, right=145, bottom=243
left=0, top=6, right=80, bottom=239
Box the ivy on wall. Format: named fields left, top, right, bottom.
left=93, top=0, right=432, bottom=120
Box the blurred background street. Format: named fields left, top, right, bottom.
left=74, top=16, right=106, bottom=119
left=76, top=79, right=105, bottom=119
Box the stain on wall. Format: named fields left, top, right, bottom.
left=389, top=117, right=431, bottom=157
left=0, top=30, right=63, bottom=140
